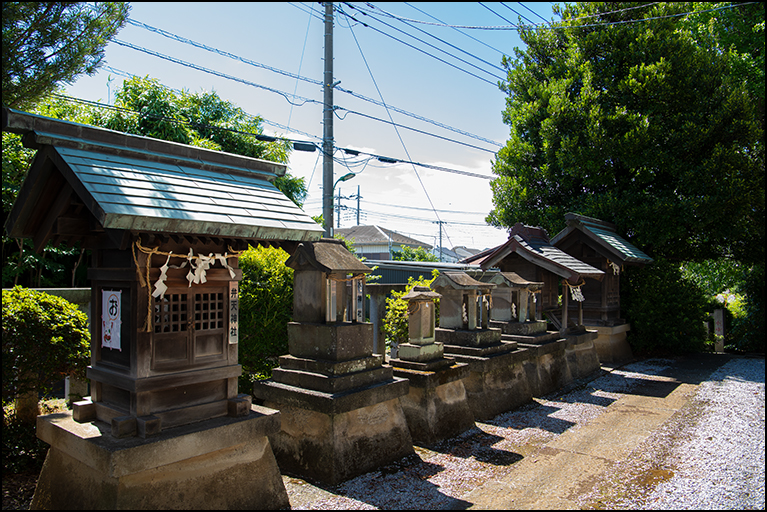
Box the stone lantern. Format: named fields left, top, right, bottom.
left=253, top=239, right=413, bottom=485
left=431, top=271, right=498, bottom=346
left=389, top=285, right=475, bottom=446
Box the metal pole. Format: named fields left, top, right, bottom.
left=336, top=187, right=341, bottom=229
left=356, top=185, right=360, bottom=226
left=322, top=2, right=334, bottom=238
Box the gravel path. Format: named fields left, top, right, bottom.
left=642, top=357, right=765, bottom=510
left=287, top=356, right=765, bottom=510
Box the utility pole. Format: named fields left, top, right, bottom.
left=336, top=187, right=342, bottom=229
left=356, top=185, right=361, bottom=226
left=322, top=1, right=335, bottom=238
left=435, top=220, right=445, bottom=261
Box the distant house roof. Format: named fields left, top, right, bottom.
left=335, top=225, right=431, bottom=249
left=464, top=223, right=604, bottom=285
left=2, top=108, right=323, bottom=251
left=551, top=213, right=653, bottom=266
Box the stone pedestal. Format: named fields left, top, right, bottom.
left=490, top=319, right=548, bottom=336
left=592, top=323, right=633, bottom=364
left=31, top=406, right=289, bottom=510
left=436, top=327, right=532, bottom=420
left=389, top=357, right=474, bottom=447
left=516, top=338, right=572, bottom=397
left=253, top=322, right=413, bottom=485
left=562, top=328, right=601, bottom=380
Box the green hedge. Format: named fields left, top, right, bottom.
left=2, top=286, right=90, bottom=403
left=237, top=246, right=294, bottom=390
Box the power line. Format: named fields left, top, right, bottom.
left=344, top=12, right=454, bottom=249
left=335, top=5, right=500, bottom=87
left=341, top=2, right=507, bottom=79
left=121, top=16, right=504, bottom=148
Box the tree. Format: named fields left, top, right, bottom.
left=488, top=2, right=763, bottom=265
left=2, top=2, right=130, bottom=110
left=392, top=245, right=439, bottom=262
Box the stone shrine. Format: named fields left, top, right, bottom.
left=252, top=239, right=413, bottom=485
left=3, top=107, right=325, bottom=509
left=431, top=272, right=532, bottom=420
left=388, top=286, right=475, bottom=446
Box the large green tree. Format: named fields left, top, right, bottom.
left=488, top=2, right=764, bottom=265
left=2, top=2, right=130, bottom=110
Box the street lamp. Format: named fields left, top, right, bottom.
left=329, top=172, right=355, bottom=236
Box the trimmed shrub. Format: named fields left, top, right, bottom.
left=2, top=286, right=90, bottom=404
left=621, top=258, right=710, bottom=356
left=237, top=245, right=294, bottom=389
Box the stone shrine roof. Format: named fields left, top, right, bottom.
left=431, top=271, right=495, bottom=292
left=551, top=213, right=653, bottom=265
left=285, top=238, right=371, bottom=275
left=2, top=107, right=323, bottom=251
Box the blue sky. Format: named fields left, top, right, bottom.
left=64, top=2, right=560, bottom=251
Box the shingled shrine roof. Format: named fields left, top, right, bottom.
left=471, top=223, right=604, bottom=284
left=2, top=108, right=323, bottom=252
left=551, top=213, right=653, bottom=266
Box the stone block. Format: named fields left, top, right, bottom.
left=271, top=365, right=394, bottom=394
left=227, top=394, right=253, bottom=417
left=288, top=322, right=374, bottom=361
left=435, top=327, right=502, bottom=347
left=278, top=354, right=384, bottom=376
left=398, top=342, right=444, bottom=362
left=136, top=415, right=161, bottom=438
left=490, top=319, right=548, bottom=336
left=72, top=399, right=96, bottom=423
left=111, top=415, right=137, bottom=438
left=262, top=397, right=413, bottom=485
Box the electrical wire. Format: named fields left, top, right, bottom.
left=122, top=15, right=504, bottom=148
left=335, top=5, right=500, bottom=87
left=344, top=10, right=454, bottom=249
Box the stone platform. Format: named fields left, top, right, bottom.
left=389, top=357, right=475, bottom=447
left=31, top=405, right=289, bottom=510
left=253, top=377, right=412, bottom=485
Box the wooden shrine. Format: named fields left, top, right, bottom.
left=467, top=223, right=604, bottom=334
left=551, top=213, right=654, bottom=362
left=3, top=107, right=323, bottom=509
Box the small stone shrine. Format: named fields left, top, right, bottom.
left=3, top=107, right=324, bottom=509
left=388, top=286, right=475, bottom=446
left=485, top=271, right=546, bottom=337
left=431, top=272, right=531, bottom=420
left=551, top=213, right=653, bottom=363
left=253, top=238, right=413, bottom=485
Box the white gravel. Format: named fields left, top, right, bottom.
left=642, top=357, right=765, bottom=510
left=288, top=357, right=765, bottom=510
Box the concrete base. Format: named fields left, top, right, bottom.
left=253, top=378, right=413, bottom=485
left=390, top=360, right=475, bottom=446
left=442, top=343, right=533, bottom=421
left=31, top=406, right=289, bottom=510
left=518, top=338, right=573, bottom=397
left=563, top=329, right=602, bottom=380
left=592, top=323, right=633, bottom=364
